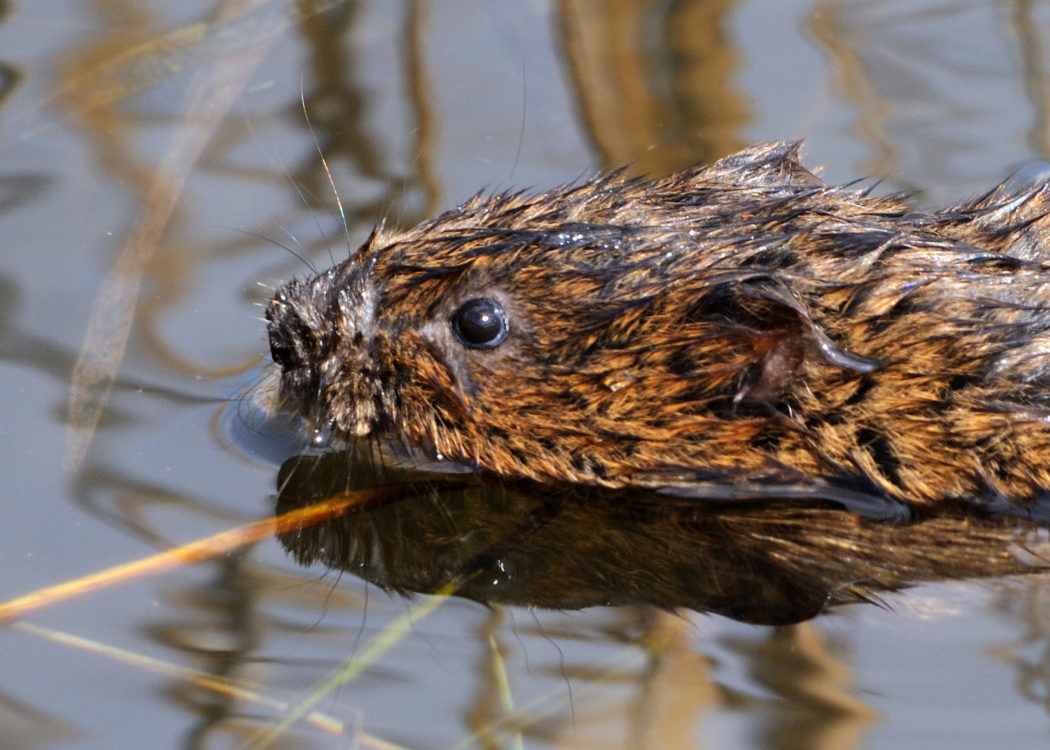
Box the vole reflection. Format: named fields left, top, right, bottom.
left=274, top=451, right=1050, bottom=626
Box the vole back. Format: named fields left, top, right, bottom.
left=266, top=142, right=1050, bottom=520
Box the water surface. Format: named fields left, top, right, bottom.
left=3, top=1, right=1050, bottom=747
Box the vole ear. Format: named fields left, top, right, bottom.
left=643, top=278, right=906, bottom=522
left=685, top=277, right=882, bottom=409
left=737, top=280, right=883, bottom=372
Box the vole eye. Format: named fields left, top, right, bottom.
left=451, top=298, right=508, bottom=349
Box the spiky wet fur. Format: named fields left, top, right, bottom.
left=266, top=142, right=1050, bottom=519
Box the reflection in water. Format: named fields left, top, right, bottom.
left=559, top=0, right=748, bottom=173
left=6, top=0, right=1050, bottom=745
left=809, top=0, right=1050, bottom=193
left=291, top=0, right=439, bottom=228
left=16, top=0, right=350, bottom=136
left=995, top=577, right=1050, bottom=714
left=0, top=171, right=47, bottom=212
left=61, top=1, right=330, bottom=470
left=274, top=451, right=1050, bottom=626
left=0, top=690, right=80, bottom=747
left=1014, top=0, right=1050, bottom=157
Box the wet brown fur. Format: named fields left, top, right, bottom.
left=266, top=142, right=1050, bottom=520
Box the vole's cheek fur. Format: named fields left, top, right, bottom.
left=267, top=141, right=1050, bottom=517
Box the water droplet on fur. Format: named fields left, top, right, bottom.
left=310, top=422, right=333, bottom=448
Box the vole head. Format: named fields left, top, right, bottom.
left=266, top=143, right=877, bottom=485
left=265, top=141, right=1050, bottom=517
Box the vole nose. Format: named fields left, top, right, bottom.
left=267, top=326, right=298, bottom=371
left=265, top=296, right=306, bottom=373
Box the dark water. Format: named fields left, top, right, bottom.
left=3, top=1, right=1050, bottom=747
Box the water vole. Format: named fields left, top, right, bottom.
left=265, top=142, right=1050, bottom=520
